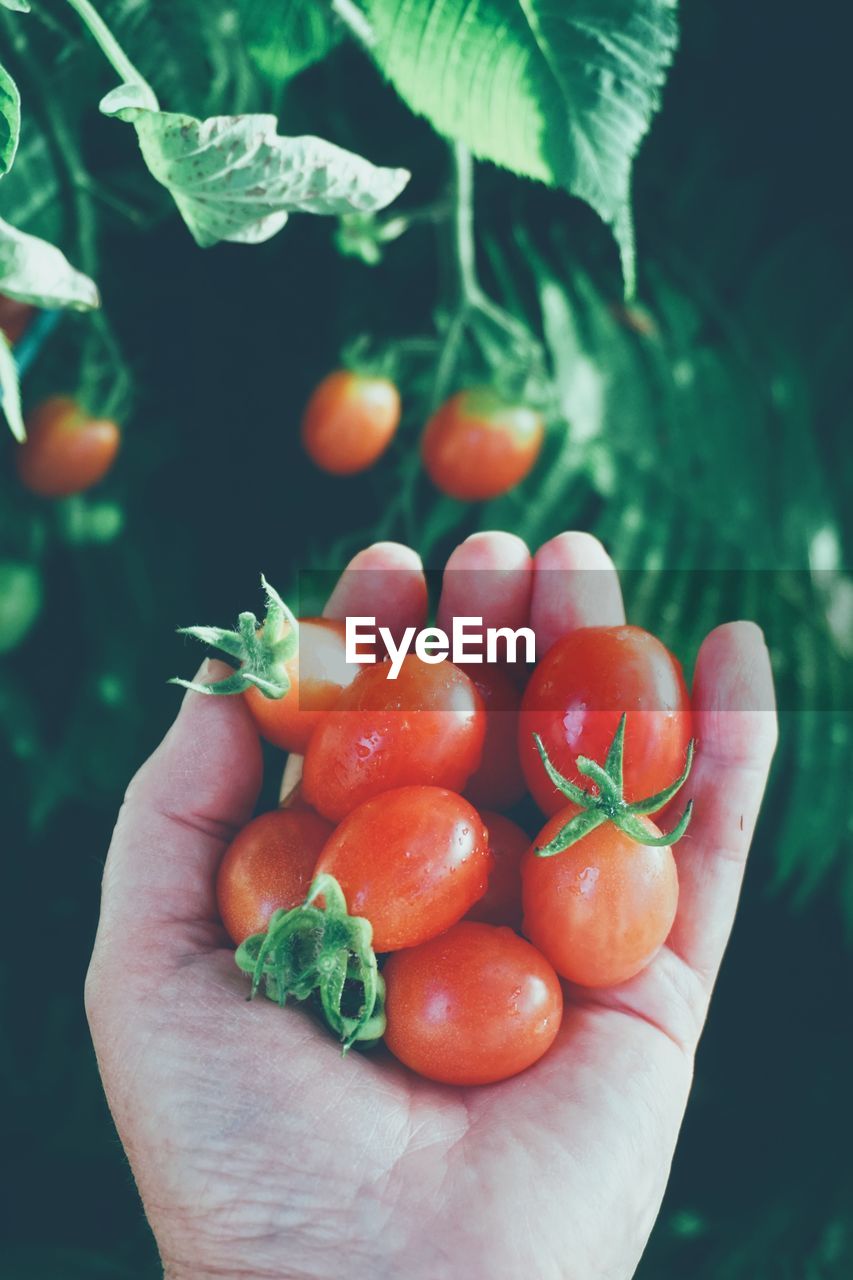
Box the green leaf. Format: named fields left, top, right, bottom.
left=0, top=330, right=23, bottom=440
left=100, top=87, right=410, bottom=248
left=237, top=0, right=342, bottom=84
left=0, top=561, right=42, bottom=653
left=0, top=0, right=31, bottom=11
left=0, top=63, right=20, bottom=177
left=366, top=0, right=679, bottom=293
left=0, top=216, right=100, bottom=310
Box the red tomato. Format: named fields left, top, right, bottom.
left=384, top=922, right=563, bottom=1085
left=460, top=663, right=525, bottom=809
left=0, top=294, right=36, bottom=345
left=302, top=655, right=485, bottom=822
left=465, top=811, right=529, bottom=929
left=244, top=617, right=361, bottom=754
left=519, top=626, right=692, bottom=816
left=522, top=808, right=678, bottom=987
left=314, top=786, right=490, bottom=951
left=216, top=808, right=333, bottom=944
left=302, top=370, right=400, bottom=475
left=421, top=388, right=544, bottom=501
left=17, top=396, right=120, bottom=497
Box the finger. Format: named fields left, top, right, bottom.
left=665, top=622, right=777, bottom=988
left=530, top=532, right=625, bottom=653
left=322, top=541, right=428, bottom=641
left=436, top=531, right=533, bottom=634
left=92, top=660, right=263, bottom=964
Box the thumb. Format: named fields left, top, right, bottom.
left=91, top=659, right=263, bottom=971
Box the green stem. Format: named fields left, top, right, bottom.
left=330, top=0, right=377, bottom=51
left=452, top=142, right=479, bottom=305
left=429, top=143, right=480, bottom=411
left=2, top=7, right=132, bottom=423
left=64, top=0, right=156, bottom=99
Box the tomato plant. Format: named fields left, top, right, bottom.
left=216, top=807, right=333, bottom=944
left=460, top=663, right=525, bottom=809
left=314, top=785, right=490, bottom=951
left=16, top=397, right=120, bottom=497
left=522, top=805, right=679, bottom=987
left=302, top=370, right=400, bottom=475
left=244, top=617, right=361, bottom=753
left=519, top=626, right=693, bottom=816
left=302, top=654, right=485, bottom=821
left=421, top=389, right=544, bottom=501
left=383, top=921, right=563, bottom=1085
left=466, top=810, right=529, bottom=929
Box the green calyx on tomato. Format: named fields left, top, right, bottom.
left=171, top=574, right=298, bottom=699
left=235, top=873, right=385, bottom=1051
left=533, top=714, right=695, bottom=856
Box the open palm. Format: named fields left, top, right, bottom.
left=86, top=531, right=777, bottom=1280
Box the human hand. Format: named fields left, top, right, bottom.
left=85, top=531, right=777, bottom=1280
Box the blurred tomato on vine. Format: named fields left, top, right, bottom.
left=16, top=396, right=121, bottom=497
left=421, top=388, right=544, bottom=501
left=301, top=369, right=400, bottom=475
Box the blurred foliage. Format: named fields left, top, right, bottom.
left=1, top=0, right=852, bottom=1278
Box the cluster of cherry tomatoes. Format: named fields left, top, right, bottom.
left=184, top=582, right=695, bottom=1086
left=301, top=368, right=544, bottom=501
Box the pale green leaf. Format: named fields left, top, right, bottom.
left=366, top=0, right=679, bottom=293
left=237, top=0, right=342, bottom=84
left=100, top=87, right=410, bottom=248
left=0, top=0, right=31, bottom=11
left=0, top=561, right=42, bottom=653
left=0, top=216, right=100, bottom=309
left=0, top=63, right=20, bottom=177
left=0, top=330, right=24, bottom=440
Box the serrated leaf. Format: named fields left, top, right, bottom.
left=237, top=0, right=342, bottom=84
left=366, top=0, right=679, bottom=294
left=0, top=329, right=23, bottom=440
left=100, top=87, right=410, bottom=248
left=0, top=216, right=100, bottom=310
left=0, top=63, right=20, bottom=177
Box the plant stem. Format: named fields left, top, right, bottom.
left=429, top=143, right=480, bottom=410
left=452, top=142, right=479, bottom=305
left=330, top=0, right=377, bottom=51
left=64, top=0, right=156, bottom=100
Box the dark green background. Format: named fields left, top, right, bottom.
left=1, top=1, right=851, bottom=1276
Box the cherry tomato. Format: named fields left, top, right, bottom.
left=315, top=786, right=490, bottom=951
left=383, top=921, right=563, bottom=1085
left=421, top=388, right=544, bottom=501
left=216, top=808, right=333, bottom=944
left=465, top=811, right=529, bottom=929
left=302, top=655, right=485, bottom=822
left=301, top=369, right=400, bottom=475
left=244, top=617, right=361, bottom=754
left=0, top=293, right=35, bottom=345
left=460, top=663, right=525, bottom=809
left=17, top=396, right=121, bottom=497
left=522, top=808, right=678, bottom=987
left=519, top=626, right=692, bottom=816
